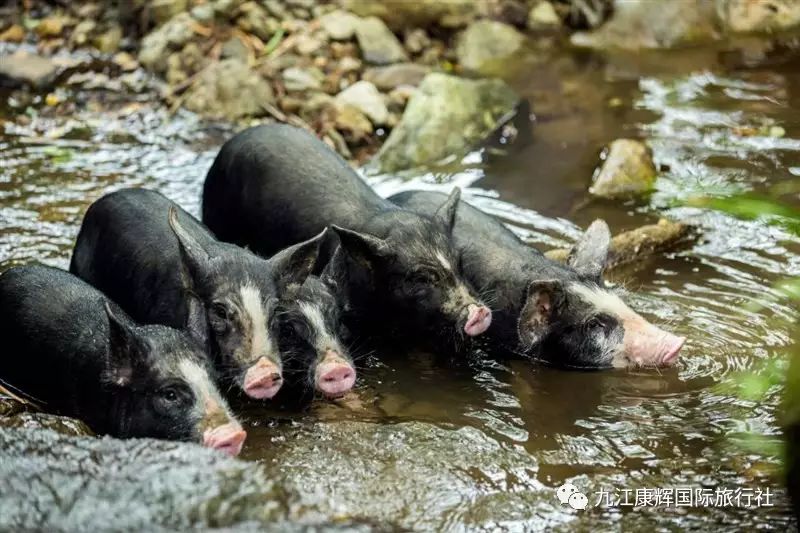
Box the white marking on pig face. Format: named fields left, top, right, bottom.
left=435, top=251, right=452, bottom=271
left=239, top=283, right=276, bottom=363
left=178, top=358, right=236, bottom=430
left=569, top=283, right=684, bottom=368
left=298, top=301, right=343, bottom=354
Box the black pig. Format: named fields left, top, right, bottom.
left=390, top=191, right=685, bottom=369
left=0, top=265, right=246, bottom=455
left=70, top=188, right=323, bottom=400
left=202, top=124, right=492, bottom=346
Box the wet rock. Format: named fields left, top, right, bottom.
left=0, top=412, right=93, bottom=437
left=545, top=219, right=693, bottom=270
left=528, top=1, right=562, bottom=29
left=184, top=59, right=273, bottom=120
left=0, top=51, right=76, bottom=90
left=282, top=66, right=323, bottom=91
left=235, top=1, right=278, bottom=41
left=151, top=0, right=189, bottom=26
left=139, top=12, right=195, bottom=73
left=376, top=73, right=519, bottom=172
left=354, top=16, right=408, bottom=65
left=571, top=0, right=718, bottom=49
left=455, top=20, right=525, bottom=73
left=342, top=0, right=477, bottom=29
left=331, top=102, right=373, bottom=140
left=320, top=9, right=360, bottom=40
left=589, top=139, right=657, bottom=198
left=335, top=80, right=389, bottom=125
left=0, top=24, right=25, bottom=43
left=718, top=0, right=800, bottom=33
left=363, top=63, right=430, bottom=90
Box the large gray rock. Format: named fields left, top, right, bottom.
left=184, top=59, right=273, bottom=120
left=354, top=16, right=408, bottom=65
left=455, top=20, right=526, bottom=73
left=376, top=73, right=520, bottom=172
left=139, top=12, right=196, bottom=73
left=589, top=139, right=657, bottom=198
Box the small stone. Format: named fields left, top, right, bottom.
left=335, top=80, right=389, bottom=125
left=528, top=1, right=561, bottom=29
left=0, top=24, right=25, bottom=43
left=70, top=20, right=96, bottom=47
left=184, top=58, right=273, bottom=120
left=138, top=12, right=195, bottom=73
left=354, top=16, right=408, bottom=65
left=769, top=125, right=786, bottom=138
left=0, top=51, right=71, bottom=89
left=338, top=56, right=362, bottom=72
left=332, top=102, right=373, bottom=140
left=221, top=35, right=250, bottom=61
left=263, top=0, right=289, bottom=19
left=235, top=2, right=278, bottom=41
left=45, top=93, right=60, bottom=106
left=363, top=63, right=430, bottom=90
left=294, top=33, right=323, bottom=55
left=404, top=28, right=430, bottom=54
left=112, top=51, right=139, bottom=72
left=36, top=16, right=65, bottom=38
left=589, top=139, right=657, bottom=198
left=93, top=24, right=123, bottom=53
left=151, top=0, right=189, bottom=26
left=720, top=0, right=800, bottom=33
left=456, top=20, right=525, bottom=72
left=319, top=10, right=360, bottom=40
left=282, top=66, right=323, bottom=91
left=190, top=4, right=215, bottom=23
left=213, top=0, right=245, bottom=14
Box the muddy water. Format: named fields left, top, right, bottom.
left=2, top=40, right=800, bottom=530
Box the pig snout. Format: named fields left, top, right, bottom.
left=463, top=304, right=492, bottom=337
left=242, top=356, right=282, bottom=399
left=203, top=423, right=247, bottom=457
left=624, top=322, right=685, bottom=368
left=315, top=350, right=356, bottom=398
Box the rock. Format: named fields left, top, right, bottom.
left=354, top=17, right=408, bottom=65
left=335, top=80, right=389, bottom=125
left=528, top=1, right=562, bottom=29
left=294, top=33, right=324, bottom=55
left=589, top=139, right=657, bottom=198
left=35, top=16, right=66, bottom=38
left=213, top=0, right=246, bottom=14
left=0, top=51, right=76, bottom=90
left=545, top=219, right=693, bottom=270
left=404, top=28, right=431, bottom=54
left=319, top=9, right=360, bottom=40
left=718, top=0, right=800, bottom=33
left=235, top=1, right=278, bottom=41
left=221, top=35, right=250, bottom=61
left=139, top=13, right=195, bottom=73
left=363, top=63, right=430, bottom=90
left=93, top=23, right=123, bottom=53
left=455, top=20, right=525, bottom=72
left=0, top=412, right=93, bottom=437
left=151, top=0, right=188, bottom=26
left=376, top=73, right=519, bottom=172
left=70, top=20, right=96, bottom=47
left=184, top=59, right=273, bottom=120
left=342, top=0, right=477, bottom=29
left=338, top=56, right=362, bottom=73
left=113, top=51, right=139, bottom=72
left=331, top=102, right=373, bottom=140
left=571, top=0, right=718, bottom=49
left=282, top=66, right=323, bottom=91
left=0, top=24, right=25, bottom=43
left=190, top=3, right=215, bottom=23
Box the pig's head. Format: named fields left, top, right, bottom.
left=276, top=274, right=356, bottom=399
left=329, top=188, right=492, bottom=341
left=168, top=208, right=322, bottom=400
left=102, top=301, right=246, bottom=456
left=519, top=220, right=685, bottom=369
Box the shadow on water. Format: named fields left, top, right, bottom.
left=1, top=38, right=800, bottom=529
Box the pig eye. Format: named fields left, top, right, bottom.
left=211, top=302, right=229, bottom=320
left=587, top=316, right=609, bottom=332
left=410, top=269, right=438, bottom=284
left=158, top=385, right=184, bottom=404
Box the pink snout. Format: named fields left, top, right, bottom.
left=315, top=351, right=356, bottom=399
left=464, top=304, right=492, bottom=337
left=203, top=423, right=247, bottom=457
left=242, top=357, right=282, bottom=399
left=624, top=323, right=685, bottom=368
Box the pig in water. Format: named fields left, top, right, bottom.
left=390, top=191, right=685, bottom=369
left=276, top=272, right=356, bottom=399
left=70, top=188, right=323, bottom=400
left=202, top=124, right=492, bottom=346
left=0, top=265, right=246, bottom=455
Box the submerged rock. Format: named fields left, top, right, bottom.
left=376, top=73, right=520, bottom=172
left=545, top=219, right=693, bottom=269
left=335, top=80, right=389, bottom=125
left=0, top=412, right=93, bottom=437
left=589, top=139, right=657, bottom=198
left=362, top=63, right=431, bottom=90
left=456, top=20, right=526, bottom=72
left=354, top=16, right=408, bottom=65
left=184, top=59, right=273, bottom=120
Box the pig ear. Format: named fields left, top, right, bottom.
left=568, top=219, right=610, bottom=280
left=168, top=206, right=211, bottom=282
left=271, top=228, right=327, bottom=293
left=435, top=187, right=461, bottom=233
left=103, top=302, right=139, bottom=387
left=517, top=280, right=565, bottom=350
left=184, top=292, right=209, bottom=349
left=330, top=225, right=391, bottom=268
